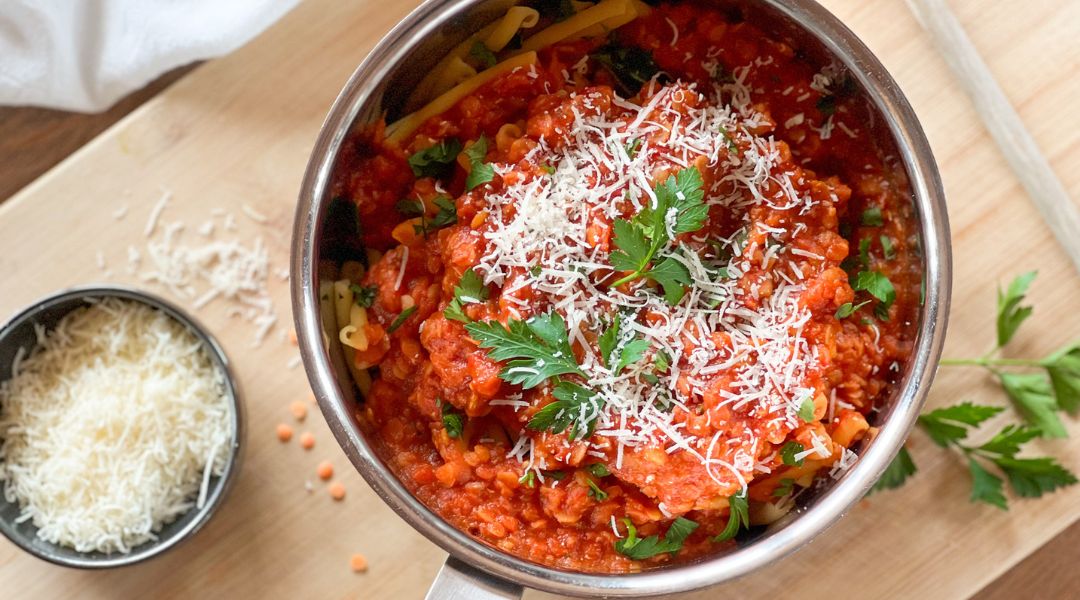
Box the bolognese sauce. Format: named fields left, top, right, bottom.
left=328, top=1, right=920, bottom=573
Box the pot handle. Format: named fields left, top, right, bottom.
left=424, top=556, right=524, bottom=600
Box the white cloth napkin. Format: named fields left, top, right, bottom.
left=0, top=0, right=300, bottom=112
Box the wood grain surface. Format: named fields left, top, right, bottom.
left=0, top=0, right=1077, bottom=598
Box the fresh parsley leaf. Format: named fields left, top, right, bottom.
left=857, top=238, right=872, bottom=267
left=817, top=94, right=837, bottom=116
left=586, top=463, right=611, bottom=478
left=713, top=493, right=749, bottom=542
left=649, top=256, right=691, bottom=305
left=861, top=206, right=883, bottom=227
left=395, top=198, right=426, bottom=217
left=996, top=271, right=1037, bottom=348
left=387, top=306, right=417, bottom=334
left=994, top=456, right=1078, bottom=498
left=999, top=372, right=1067, bottom=438
left=469, top=41, right=497, bottom=68
left=835, top=300, right=869, bottom=319
left=797, top=396, right=815, bottom=422
left=616, top=517, right=699, bottom=559
left=586, top=478, right=608, bottom=501
left=441, top=402, right=464, bottom=438
left=853, top=270, right=896, bottom=309
left=430, top=195, right=457, bottom=228
left=880, top=235, right=896, bottom=260
left=976, top=424, right=1040, bottom=456
left=779, top=441, right=805, bottom=467
left=654, top=349, right=671, bottom=372
left=1043, top=342, right=1080, bottom=413
left=917, top=402, right=1005, bottom=448
left=773, top=478, right=795, bottom=498
left=519, top=470, right=536, bottom=488
left=464, top=135, right=495, bottom=191
left=968, top=458, right=1007, bottom=509
left=610, top=167, right=707, bottom=292
left=870, top=447, right=917, bottom=493
left=543, top=470, right=567, bottom=481
left=408, top=139, right=462, bottom=178
left=526, top=380, right=602, bottom=440
left=609, top=218, right=651, bottom=274
left=616, top=339, right=650, bottom=374
left=466, top=312, right=585, bottom=388
left=625, top=138, right=642, bottom=160
left=598, top=315, right=621, bottom=369
left=592, top=44, right=661, bottom=96
left=445, top=268, right=489, bottom=323
left=349, top=284, right=378, bottom=308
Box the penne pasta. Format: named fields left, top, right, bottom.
left=485, top=6, right=540, bottom=52
left=388, top=51, right=539, bottom=143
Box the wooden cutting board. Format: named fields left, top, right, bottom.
left=0, top=0, right=1078, bottom=597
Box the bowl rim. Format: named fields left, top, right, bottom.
left=0, top=284, right=245, bottom=569
left=291, top=0, right=952, bottom=596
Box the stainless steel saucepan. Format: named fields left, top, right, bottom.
left=291, top=1, right=951, bottom=597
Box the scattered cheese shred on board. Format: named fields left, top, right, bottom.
left=0, top=297, right=232, bottom=554
left=132, top=193, right=278, bottom=348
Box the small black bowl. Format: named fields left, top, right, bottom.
left=0, top=285, right=244, bottom=568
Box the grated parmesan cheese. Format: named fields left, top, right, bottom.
left=0, top=298, right=232, bottom=554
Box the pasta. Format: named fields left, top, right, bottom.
left=388, top=51, right=539, bottom=143
left=334, top=1, right=920, bottom=573
left=484, top=6, right=540, bottom=52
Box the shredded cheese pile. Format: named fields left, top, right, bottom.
left=0, top=298, right=232, bottom=554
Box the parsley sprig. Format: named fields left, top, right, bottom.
left=713, top=493, right=749, bottom=542
left=609, top=167, right=708, bottom=303
left=464, top=135, right=495, bottom=191
left=597, top=314, right=650, bottom=374
left=937, top=271, right=1080, bottom=437
left=873, top=271, right=1080, bottom=507
left=445, top=268, right=489, bottom=323
left=614, top=517, right=698, bottom=559
left=876, top=403, right=1076, bottom=508
left=408, top=139, right=462, bottom=178
left=526, top=381, right=603, bottom=440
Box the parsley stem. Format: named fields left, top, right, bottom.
left=939, top=357, right=1042, bottom=368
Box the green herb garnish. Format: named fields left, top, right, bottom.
left=445, top=268, right=489, bottom=323
left=469, top=41, right=497, bottom=68
left=387, top=306, right=417, bottom=334
left=591, top=44, right=661, bottom=96
left=609, top=167, right=707, bottom=303
left=861, top=206, right=883, bottom=227
left=586, top=478, right=608, bottom=501
left=520, top=471, right=536, bottom=488
left=526, top=381, right=603, bottom=440
left=779, top=441, right=805, bottom=467
left=349, top=284, right=378, bottom=308
left=586, top=463, right=611, bottom=478
left=835, top=300, right=869, bottom=320
left=625, top=138, right=642, bottom=160
left=772, top=478, right=796, bottom=498
left=464, top=135, right=495, bottom=191
left=797, top=396, right=815, bottom=422
left=713, top=493, right=748, bottom=542
left=597, top=314, right=650, bottom=373
left=615, top=517, right=698, bottom=559
left=441, top=401, right=464, bottom=438
left=870, top=447, right=917, bottom=493
left=408, top=139, right=462, bottom=179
